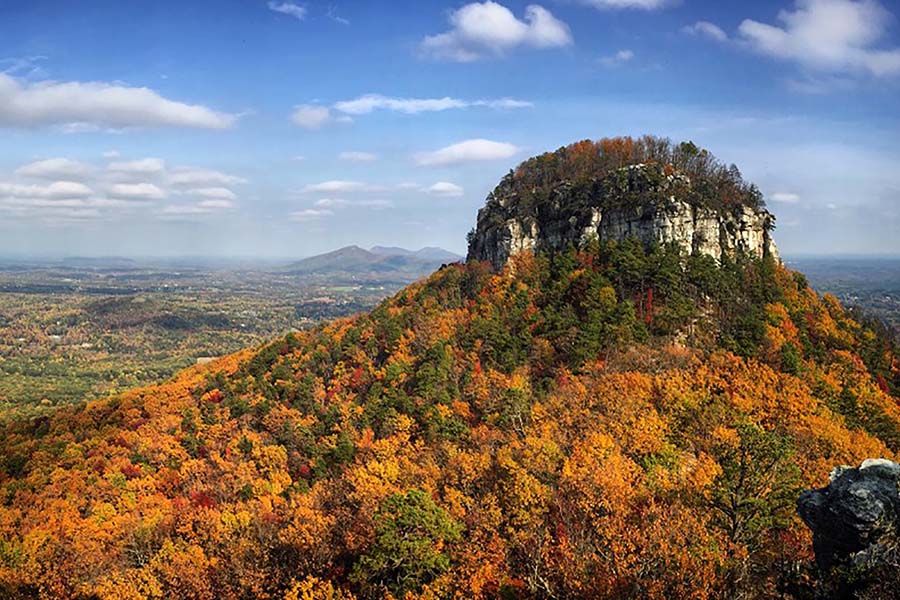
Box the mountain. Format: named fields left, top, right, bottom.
left=370, top=246, right=461, bottom=262
left=283, top=245, right=461, bottom=276
left=1, top=137, right=899, bottom=600
left=469, top=137, right=778, bottom=269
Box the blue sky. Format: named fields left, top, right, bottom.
left=0, top=0, right=899, bottom=258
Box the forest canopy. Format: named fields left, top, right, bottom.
left=484, top=136, right=767, bottom=218
left=1, top=238, right=899, bottom=599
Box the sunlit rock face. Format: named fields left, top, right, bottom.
left=468, top=163, right=779, bottom=270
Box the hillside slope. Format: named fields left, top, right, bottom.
left=1, top=138, right=899, bottom=600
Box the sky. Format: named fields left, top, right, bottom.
left=0, top=0, right=899, bottom=259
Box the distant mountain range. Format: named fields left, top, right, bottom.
left=281, top=245, right=462, bottom=276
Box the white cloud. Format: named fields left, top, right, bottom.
left=0, top=73, right=236, bottom=130
left=102, top=150, right=120, bottom=159
left=426, top=182, right=465, bottom=197
left=313, top=198, right=349, bottom=208
left=683, top=21, right=728, bottom=42
left=268, top=1, right=307, bottom=20
left=15, top=158, right=94, bottom=180
left=338, top=151, right=378, bottom=162
left=0, top=55, right=47, bottom=79
left=599, top=49, right=635, bottom=66
left=302, top=180, right=383, bottom=193
left=771, top=192, right=801, bottom=203
left=290, top=208, right=334, bottom=222
left=167, top=167, right=246, bottom=186
left=576, top=0, right=669, bottom=8
left=1, top=157, right=245, bottom=223
left=1, top=197, right=90, bottom=209
left=332, top=93, right=533, bottom=115
left=326, top=6, right=350, bottom=25
left=293, top=94, right=533, bottom=127
left=314, top=197, right=393, bottom=209
left=162, top=204, right=209, bottom=215
left=737, top=0, right=900, bottom=77
left=291, top=104, right=333, bottom=129
left=108, top=183, right=166, bottom=201
left=415, top=139, right=520, bottom=166
left=186, top=187, right=238, bottom=200
left=334, top=95, right=467, bottom=115
left=108, top=158, right=166, bottom=175
left=0, top=180, right=93, bottom=199
left=162, top=198, right=234, bottom=215
left=421, top=2, right=572, bottom=62
left=483, top=98, right=534, bottom=109
left=198, top=199, right=234, bottom=209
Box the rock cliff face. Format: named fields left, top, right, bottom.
left=468, top=163, right=779, bottom=270
left=799, top=459, right=900, bottom=596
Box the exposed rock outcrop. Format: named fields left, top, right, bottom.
left=468, top=163, right=779, bottom=270
left=799, top=459, right=900, bottom=597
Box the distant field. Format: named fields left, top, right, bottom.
left=0, top=261, right=414, bottom=419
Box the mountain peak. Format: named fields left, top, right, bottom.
left=467, top=136, right=779, bottom=269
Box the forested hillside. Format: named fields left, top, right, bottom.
left=1, top=238, right=899, bottom=599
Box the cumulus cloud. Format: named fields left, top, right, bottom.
left=0, top=181, right=93, bottom=199
left=162, top=204, right=211, bottom=215
left=771, top=192, right=801, bottom=203
left=599, top=49, right=635, bottom=66
left=167, top=167, right=247, bottom=187
left=1, top=157, right=245, bottom=223
left=185, top=187, right=238, bottom=201
left=198, top=199, right=235, bottom=209
left=314, top=198, right=393, bottom=209
left=291, top=104, right=334, bottom=129
left=415, top=139, right=520, bottom=166
left=108, top=158, right=166, bottom=176
left=301, top=180, right=383, bottom=193
left=292, top=93, right=532, bottom=128
left=162, top=199, right=235, bottom=215
left=333, top=93, right=533, bottom=115
left=15, top=158, right=94, bottom=180
left=268, top=1, right=307, bottom=21
left=108, top=183, right=167, bottom=201
left=683, top=21, right=729, bottom=42
left=421, top=2, right=572, bottom=62
left=338, top=151, right=378, bottom=162
left=576, top=0, right=669, bottom=8
left=0, top=73, right=236, bottom=130
left=426, top=182, right=465, bottom=197
left=737, top=0, right=900, bottom=77
left=290, top=208, right=334, bottom=222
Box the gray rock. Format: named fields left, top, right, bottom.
left=798, top=459, right=900, bottom=574
left=467, top=163, right=779, bottom=270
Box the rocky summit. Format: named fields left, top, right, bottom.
left=468, top=137, right=779, bottom=270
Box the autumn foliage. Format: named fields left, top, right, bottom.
left=1, top=242, right=899, bottom=599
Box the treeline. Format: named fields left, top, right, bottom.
left=487, top=136, right=766, bottom=217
